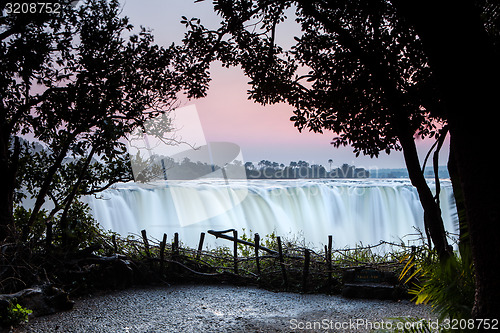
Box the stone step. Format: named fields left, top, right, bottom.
left=341, top=268, right=406, bottom=300
left=341, top=282, right=399, bottom=300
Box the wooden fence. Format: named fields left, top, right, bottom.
left=110, top=228, right=418, bottom=294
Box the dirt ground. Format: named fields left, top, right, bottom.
left=16, top=284, right=437, bottom=333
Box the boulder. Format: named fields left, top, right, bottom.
left=0, top=285, right=74, bottom=317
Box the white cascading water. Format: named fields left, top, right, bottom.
left=84, top=179, right=458, bottom=251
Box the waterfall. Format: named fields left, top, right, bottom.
left=84, top=179, right=458, bottom=250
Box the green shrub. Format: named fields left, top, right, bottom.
left=0, top=301, right=33, bottom=327
left=62, top=200, right=108, bottom=252
left=15, top=199, right=110, bottom=254
left=13, top=205, right=47, bottom=243
left=400, top=246, right=475, bottom=321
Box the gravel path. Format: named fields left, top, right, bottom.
left=16, top=285, right=436, bottom=333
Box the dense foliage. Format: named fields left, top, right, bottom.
left=184, top=0, right=444, bottom=156
left=0, top=0, right=209, bottom=245
left=182, top=0, right=452, bottom=264
left=0, top=0, right=215, bottom=301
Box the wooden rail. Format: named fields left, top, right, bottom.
left=207, top=229, right=278, bottom=255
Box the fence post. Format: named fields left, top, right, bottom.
left=170, top=232, right=179, bottom=274
left=233, top=229, right=238, bottom=274
left=410, top=245, right=416, bottom=278
left=327, top=235, right=333, bottom=290
left=173, top=232, right=179, bottom=257
left=141, top=229, right=150, bottom=258
left=112, top=234, right=118, bottom=253
left=302, top=249, right=311, bottom=292
left=255, top=233, right=261, bottom=276
left=160, top=233, right=167, bottom=273
left=277, top=236, right=287, bottom=289
left=197, top=232, right=205, bottom=260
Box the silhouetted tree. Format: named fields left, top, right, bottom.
left=0, top=0, right=209, bottom=243
left=187, top=0, right=500, bottom=319
left=392, top=0, right=500, bottom=318
left=184, top=0, right=451, bottom=260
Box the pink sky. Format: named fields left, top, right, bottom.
left=120, top=0, right=449, bottom=169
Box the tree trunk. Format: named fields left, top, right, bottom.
left=447, top=137, right=470, bottom=259
left=59, top=146, right=96, bottom=248
left=0, top=134, right=20, bottom=242
left=23, top=137, right=73, bottom=240
left=394, top=0, right=500, bottom=320
left=398, top=130, right=452, bottom=260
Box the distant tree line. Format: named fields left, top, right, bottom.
left=369, top=167, right=450, bottom=179
left=244, top=160, right=369, bottom=179
left=133, top=156, right=369, bottom=181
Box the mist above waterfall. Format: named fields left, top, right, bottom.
left=84, top=179, right=458, bottom=251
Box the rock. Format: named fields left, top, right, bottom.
left=341, top=268, right=404, bottom=300
left=341, top=282, right=396, bottom=299
left=0, top=285, right=74, bottom=317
